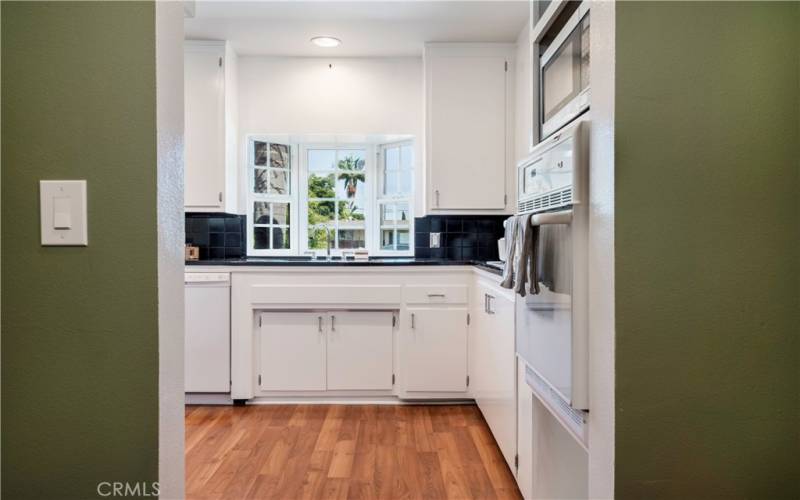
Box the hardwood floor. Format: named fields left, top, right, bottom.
left=186, top=404, right=521, bottom=500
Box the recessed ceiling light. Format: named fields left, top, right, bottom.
left=311, top=36, right=341, bottom=48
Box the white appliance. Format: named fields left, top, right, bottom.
left=538, top=1, right=590, bottom=140
left=516, top=120, right=589, bottom=423
left=185, top=272, right=231, bottom=393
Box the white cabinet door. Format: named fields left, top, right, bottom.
left=185, top=284, right=230, bottom=392
left=469, top=285, right=487, bottom=399
left=185, top=45, right=225, bottom=210
left=517, top=359, right=533, bottom=499
left=326, top=311, right=394, bottom=390
left=258, top=312, right=326, bottom=391
left=426, top=44, right=510, bottom=211
left=402, top=308, right=468, bottom=392
left=475, top=279, right=517, bottom=470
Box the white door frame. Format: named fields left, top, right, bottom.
left=156, top=2, right=186, bottom=499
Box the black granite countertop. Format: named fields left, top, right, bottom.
left=186, top=257, right=504, bottom=275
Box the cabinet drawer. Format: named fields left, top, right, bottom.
left=251, top=284, right=402, bottom=305
left=403, top=285, right=468, bottom=305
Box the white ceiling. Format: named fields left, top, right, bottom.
left=185, top=1, right=530, bottom=57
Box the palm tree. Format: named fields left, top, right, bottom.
left=337, top=156, right=365, bottom=198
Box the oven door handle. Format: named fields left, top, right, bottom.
left=529, top=209, right=572, bottom=226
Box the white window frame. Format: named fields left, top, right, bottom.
left=373, top=140, right=415, bottom=257
left=245, top=136, right=415, bottom=257
left=245, top=136, right=300, bottom=256
left=299, top=144, right=375, bottom=257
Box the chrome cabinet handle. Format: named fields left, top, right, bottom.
left=218, top=192, right=223, bottom=202
left=411, top=313, right=415, bottom=329
left=435, top=190, right=440, bottom=207
left=484, top=294, right=489, bottom=313
left=427, top=293, right=445, bottom=298
left=487, top=295, right=496, bottom=314
left=331, top=315, right=335, bottom=332
left=318, top=316, right=323, bottom=332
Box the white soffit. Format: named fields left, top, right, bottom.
left=185, top=1, right=530, bottom=57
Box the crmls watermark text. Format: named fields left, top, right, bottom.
left=97, top=482, right=160, bottom=497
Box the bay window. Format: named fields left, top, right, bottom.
left=247, top=136, right=414, bottom=257
left=377, top=142, right=414, bottom=252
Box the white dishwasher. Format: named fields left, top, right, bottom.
left=185, top=272, right=230, bottom=393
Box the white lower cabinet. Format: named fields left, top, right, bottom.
left=471, top=278, right=517, bottom=471
left=258, top=310, right=394, bottom=392
left=326, top=311, right=394, bottom=390
left=258, top=312, right=326, bottom=391
left=401, top=307, right=469, bottom=393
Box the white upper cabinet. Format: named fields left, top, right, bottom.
left=425, top=43, right=515, bottom=213
left=184, top=41, right=238, bottom=213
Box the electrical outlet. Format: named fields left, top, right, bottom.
left=430, top=232, right=441, bottom=248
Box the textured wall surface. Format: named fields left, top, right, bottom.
left=615, top=2, right=800, bottom=498
left=1, top=2, right=160, bottom=498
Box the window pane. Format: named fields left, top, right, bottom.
left=397, top=229, right=410, bottom=250
left=400, top=145, right=413, bottom=169
left=269, top=169, right=289, bottom=194
left=381, top=204, right=396, bottom=225
left=385, top=147, right=400, bottom=171
left=308, top=201, right=334, bottom=224
left=336, top=154, right=366, bottom=200
left=254, top=141, right=268, bottom=166
left=253, top=227, right=269, bottom=249
left=308, top=173, right=335, bottom=198
left=337, top=150, right=365, bottom=168
left=269, top=144, right=290, bottom=169
left=271, top=203, right=290, bottom=225
left=384, top=171, right=398, bottom=195
left=381, top=229, right=395, bottom=250
left=308, top=226, right=329, bottom=250
left=338, top=201, right=364, bottom=222
left=399, top=170, right=412, bottom=194
left=396, top=202, right=410, bottom=224
left=271, top=226, right=290, bottom=249
left=338, top=229, right=365, bottom=249
left=253, top=202, right=270, bottom=224
left=308, top=149, right=336, bottom=172
left=254, top=168, right=269, bottom=194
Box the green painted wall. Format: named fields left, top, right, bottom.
left=1, top=2, right=159, bottom=498
left=615, top=2, right=800, bottom=498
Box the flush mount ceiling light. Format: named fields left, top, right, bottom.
left=311, top=36, right=341, bottom=48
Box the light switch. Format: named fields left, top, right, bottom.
left=40, top=180, right=87, bottom=246
left=53, top=197, right=72, bottom=229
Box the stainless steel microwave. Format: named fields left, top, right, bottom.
left=539, top=1, right=590, bottom=139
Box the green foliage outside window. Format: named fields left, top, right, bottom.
left=307, top=155, right=366, bottom=250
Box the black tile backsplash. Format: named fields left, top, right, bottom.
left=413, top=215, right=507, bottom=261
left=185, top=213, right=507, bottom=262
left=185, top=213, right=245, bottom=260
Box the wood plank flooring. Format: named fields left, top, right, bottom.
left=186, top=404, right=522, bottom=500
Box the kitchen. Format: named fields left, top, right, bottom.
left=3, top=1, right=798, bottom=499
left=183, top=1, right=600, bottom=498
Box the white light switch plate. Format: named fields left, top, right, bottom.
left=40, top=180, right=88, bottom=246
